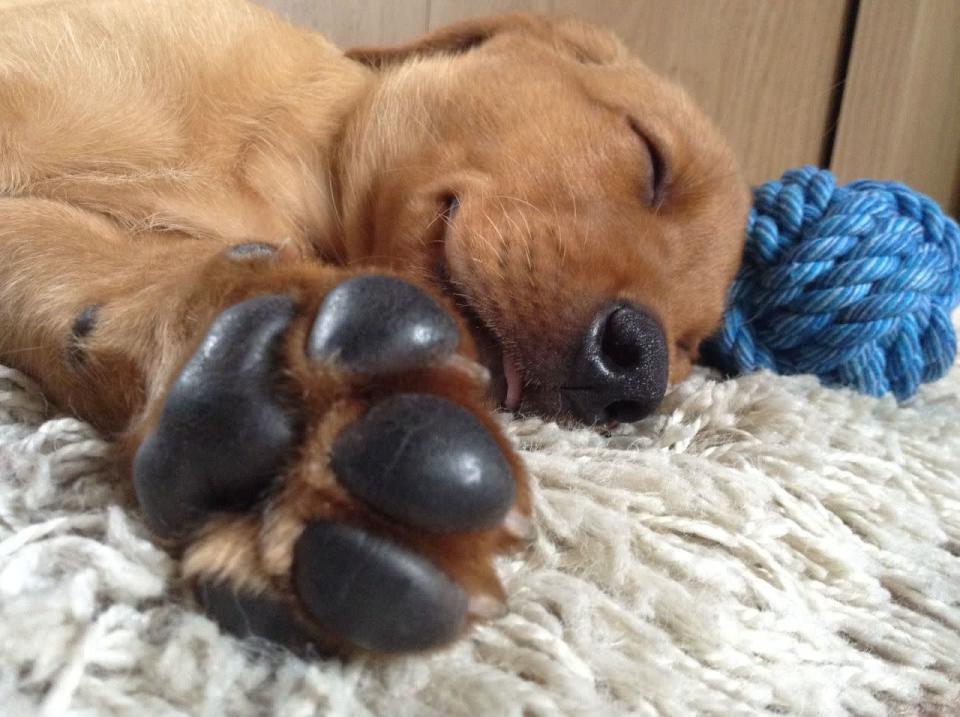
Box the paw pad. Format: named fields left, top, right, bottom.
left=133, top=275, right=522, bottom=654
left=308, top=275, right=458, bottom=374
left=293, top=521, right=468, bottom=652
left=133, top=294, right=297, bottom=537
left=331, top=394, right=514, bottom=533
left=196, top=579, right=321, bottom=655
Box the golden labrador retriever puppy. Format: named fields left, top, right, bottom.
left=0, top=0, right=749, bottom=655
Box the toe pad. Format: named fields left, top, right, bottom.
left=197, top=579, right=322, bottom=656
left=308, top=276, right=458, bottom=375
left=331, top=394, right=515, bottom=533
left=133, top=294, right=297, bottom=538
left=294, top=521, right=468, bottom=652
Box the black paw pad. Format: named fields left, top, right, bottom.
left=294, top=521, right=467, bottom=652
left=308, top=275, right=458, bottom=375
left=133, top=294, right=297, bottom=538
left=331, top=394, right=514, bottom=533
left=197, top=579, right=322, bottom=655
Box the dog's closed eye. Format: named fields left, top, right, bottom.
left=628, top=118, right=668, bottom=209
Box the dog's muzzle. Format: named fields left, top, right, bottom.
left=562, top=302, right=668, bottom=424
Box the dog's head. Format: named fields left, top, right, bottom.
left=336, top=13, right=750, bottom=423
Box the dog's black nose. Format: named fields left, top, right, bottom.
left=563, top=302, right=668, bottom=424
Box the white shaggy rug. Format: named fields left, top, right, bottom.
left=2, top=328, right=959, bottom=716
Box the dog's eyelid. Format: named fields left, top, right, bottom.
left=626, top=117, right=669, bottom=209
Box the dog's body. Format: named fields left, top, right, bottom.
left=0, top=0, right=749, bottom=654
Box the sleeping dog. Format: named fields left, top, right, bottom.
left=0, top=0, right=749, bottom=655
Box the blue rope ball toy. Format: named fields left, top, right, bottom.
left=707, top=166, right=960, bottom=401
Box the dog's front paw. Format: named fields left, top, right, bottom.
left=129, top=272, right=530, bottom=655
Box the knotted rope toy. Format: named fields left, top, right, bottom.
left=706, top=166, right=960, bottom=400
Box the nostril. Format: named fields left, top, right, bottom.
left=601, top=308, right=643, bottom=369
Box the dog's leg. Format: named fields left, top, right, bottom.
left=0, top=197, right=530, bottom=655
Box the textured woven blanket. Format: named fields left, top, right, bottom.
left=1, top=326, right=959, bottom=716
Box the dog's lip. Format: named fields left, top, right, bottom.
left=450, top=296, right=523, bottom=410
left=501, top=351, right=523, bottom=411
left=432, top=200, right=523, bottom=410
left=466, top=310, right=524, bottom=411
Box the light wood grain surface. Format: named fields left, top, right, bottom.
left=255, top=0, right=429, bottom=47
left=830, top=0, right=960, bottom=213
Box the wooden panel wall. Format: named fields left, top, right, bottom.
left=830, top=0, right=960, bottom=214
left=255, top=0, right=429, bottom=46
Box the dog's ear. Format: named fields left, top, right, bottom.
left=345, top=13, right=627, bottom=69
left=345, top=15, right=506, bottom=69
